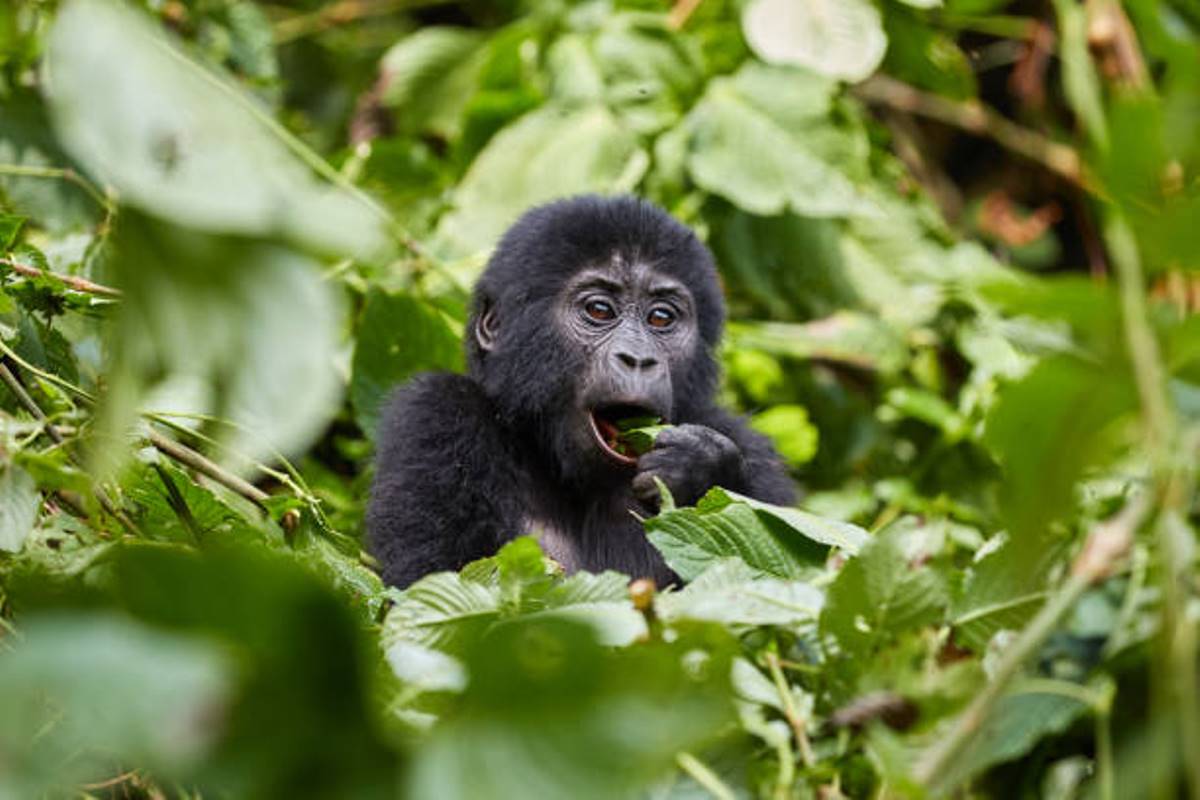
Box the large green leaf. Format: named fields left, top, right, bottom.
left=741, top=0, right=887, bottom=82
left=680, top=63, right=873, bottom=217
left=984, top=356, right=1137, bottom=545
left=434, top=105, right=648, bottom=258
left=0, top=464, right=39, bottom=553
left=102, top=215, right=343, bottom=473
left=646, top=487, right=862, bottom=581
left=45, top=0, right=385, bottom=258
left=952, top=536, right=1064, bottom=651
left=385, top=540, right=645, bottom=654
left=350, top=289, right=464, bottom=438
left=383, top=571, right=502, bottom=656
left=820, top=524, right=949, bottom=659
left=0, top=613, right=231, bottom=797
left=726, top=312, right=909, bottom=373
left=406, top=618, right=732, bottom=800
left=379, top=27, right=487, bottom=140
left=934, top=680, right=1092, bottom=791
left=549, top=15, right=703, bottom=135
left=659, top=557, right=824, bottom=627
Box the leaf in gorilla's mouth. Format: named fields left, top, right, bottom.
left=589, top=404, right=661, bottom=464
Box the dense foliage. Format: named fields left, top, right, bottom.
left=1, top=0, right=1198, bottom=797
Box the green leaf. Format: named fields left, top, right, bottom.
left=616, top=421, right=670, bottom=456
left=101, top=214, right=343, bottom=474
left=350, top=290, right=463, bottom=438
left=984, top=356, right=1137, bottom=545
left=821, top=525, right=949, bottom=659
left=407, top=618, right=732, bottom=800
left=0, top=464, right=39, bottom=553
left=45, top=0, right=386, bottom=258
left=659, top=557, right=824, bottom=627
left=383, top=571, right=502, bottom=656
left=384, top=639, right=468, bottom=693
left=0, top=212, right=25, bottom=249
left=434, top=105, right=648, bottom=258
left=741, top=0, right=886, bottom=82
left=0, top=613, right=231, bottom=796
left=881, top=7, right=976, bottom=99
left=935, top=680, right=1092, bottom=790
left=680, top=63, right=874, bottom=217
left=646, top=487, right=862, bottom=581
left=731, top=491, right=869, bottom=553
left=749, top=404, right=819, bottom=466
left=379, top=27, right=486, bottom=140
left=951, top=536, right=1063, bottom=651
left=727, top=312, right=909, bottom=374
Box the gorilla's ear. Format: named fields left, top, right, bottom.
left=475, top=300, right=499, bottom=352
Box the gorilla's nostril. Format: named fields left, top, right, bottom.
left=616, top=352, right=657, bottom=370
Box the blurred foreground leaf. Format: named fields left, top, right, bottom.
left=0, top=613, right=231, bottom=797
left=406, top=618, right=732, bottom=800
left=46, top=0, right=387, bottom=259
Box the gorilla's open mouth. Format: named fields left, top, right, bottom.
left=589, top=403, right=659, bottom=465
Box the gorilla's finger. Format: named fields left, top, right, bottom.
left=632, top=472, right=662, bottom=504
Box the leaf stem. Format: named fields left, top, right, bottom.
left=765, top=650, right=815, bottom=768
left=675, top=751, right=736, bottom=800
left=0, top=162, right=111, bottom=210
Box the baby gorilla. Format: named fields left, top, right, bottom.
left=368, top=195, right=794, bottom=587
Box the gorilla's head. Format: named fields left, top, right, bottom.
left=467, top=195, right=724, bottom=484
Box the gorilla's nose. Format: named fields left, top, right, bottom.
left=615, top=351, right=659, bottom=371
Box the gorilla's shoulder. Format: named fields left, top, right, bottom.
left=375, top=373, right=494, bottom=456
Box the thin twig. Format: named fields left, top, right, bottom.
left=0, top=163, right=111, bottom=210
left=1, top=257, right=121, bottom=298
left=854, top=75, right=1087, bottom=189
left=913, top=498, right=1147, bottom=790
left=668, top=0, right=704, bottom=29
left=146, top=428, right=269, bottom=508
left=675, top=752, right=736, bottom=800
left=765, top=650, right=815, bottom=768
left=272, top=0, right=411, bottom=43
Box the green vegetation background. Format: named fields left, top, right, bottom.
left=1, top=0, right=1198, bottom=797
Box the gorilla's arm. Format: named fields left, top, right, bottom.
left=632, top=407, right=795, bottom=508
left=367, top=373, right=516, bottom=588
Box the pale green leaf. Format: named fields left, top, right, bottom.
left=46, top=0, right=386, bottom=258
left=0, top=464, right=39, bottom=553
left=434, top=105, right=647, bottom=259
left=659, top=558, right=824, bottom=627
left=681, top=64, right=873, bottom=217
left=742, top=0, right=887, bottom=82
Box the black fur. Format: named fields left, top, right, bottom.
left=368, top=195, right=794, bottom=588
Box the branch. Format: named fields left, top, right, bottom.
left=1, top=257, right=122, bottom=298
left=854, top=75, right=1087, bottom=189
left=146, top=428, right=269, bottom=508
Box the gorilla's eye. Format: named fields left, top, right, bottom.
left=584, top=299, right=617, bottom=322
left=647, top=307, right=676, bottom=329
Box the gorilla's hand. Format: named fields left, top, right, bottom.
left=632, top=424, right=746, bottom=508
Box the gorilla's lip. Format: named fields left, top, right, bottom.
left=588, top=402, right=661, bottom=466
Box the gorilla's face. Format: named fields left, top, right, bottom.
left=556, top=257, right=698, bottom=468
